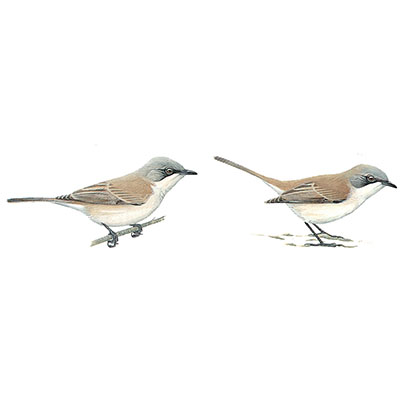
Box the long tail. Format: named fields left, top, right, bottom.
left=7, top=197, right=56, bottom=203
left=214, top=156, right=274, bottom=181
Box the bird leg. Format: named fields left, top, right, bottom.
left=102, top=223, right=119, bottom=248
left=312, top=223, right=345, bottom=240
left=130, top=223, right=143, bottom=238
left=304, top=222, right=337, bottom=247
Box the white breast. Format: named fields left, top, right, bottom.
left=286, top=182, right=384, bottom=224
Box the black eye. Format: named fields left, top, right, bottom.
left=165, top=168, right=174, bottom=175
left=366, top=175, right=376, bottom=183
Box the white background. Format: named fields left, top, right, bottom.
left=1, top=1, right=399, bottom=399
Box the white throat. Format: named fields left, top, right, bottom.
left=154, top=174, right=184, bottom=198
left=352, top=182, right=384, bottom=205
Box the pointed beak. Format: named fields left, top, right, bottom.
left=382, top=180, right=397, bottom=188
left=180, top=169, right=197, bottom=176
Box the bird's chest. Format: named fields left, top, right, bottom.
left=87, top=191, right=163, bottom=226
left=287, top=184, right=383, bottom=224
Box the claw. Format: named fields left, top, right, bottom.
left=130, top=224, right=143, bottom=238
left=102, top=223, right=119, bottom=248
left=107, top=238, right=118, bottom=248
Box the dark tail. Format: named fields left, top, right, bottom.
left=7, top=197, right=56, bottom=203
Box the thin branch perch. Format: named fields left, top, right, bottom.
left=90, top=216, right=165, bottom=247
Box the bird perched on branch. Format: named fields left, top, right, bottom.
left=8, top=157, right=197, bottom=247
left=215, top=156, right=396, bottom=246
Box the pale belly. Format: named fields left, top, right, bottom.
left=85, top=202, right=161, bottom=226
left=287, top=200, right=361, bottom=224
left=57, top=193, right=162, bottom=227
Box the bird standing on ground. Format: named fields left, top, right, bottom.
left=8, top=157, right=197, bottom=247
left=214, top=156, right=396, bottom=246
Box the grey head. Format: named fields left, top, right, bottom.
left=136, top=157, right=197, bottom=182
left=348, top=164, right=397, bottom=189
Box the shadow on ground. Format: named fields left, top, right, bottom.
left=254, top=233, right=360, bottom=248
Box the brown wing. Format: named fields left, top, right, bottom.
left=57, top=174, right=154, bottom=205
left=265, top=181, right=349, bottom=204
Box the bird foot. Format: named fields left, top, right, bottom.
left=316, top=232, right=345, bottom=241
left=305, top=242, right=342, bottom=247
left=312, top=224, right=346, bottom=240
left=130, top=224, right=143, bottom=238
left=102, top=223, right=119, bottom=248
left=106, top=231, right=119, bottom=247
left=107, top=237, right=118, bottom=248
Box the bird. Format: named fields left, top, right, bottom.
left=8, top=157, right=197, bottom=247
left=214, top=156, right=396, bottom=246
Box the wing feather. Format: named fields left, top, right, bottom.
left=60, top=175, right=154, bottom=205
left=266, top=181, right=348, bottom=204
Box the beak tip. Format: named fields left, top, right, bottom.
left=383, top=181, right=397, bottom=189
left=182, top=170, right=197, bottom=176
